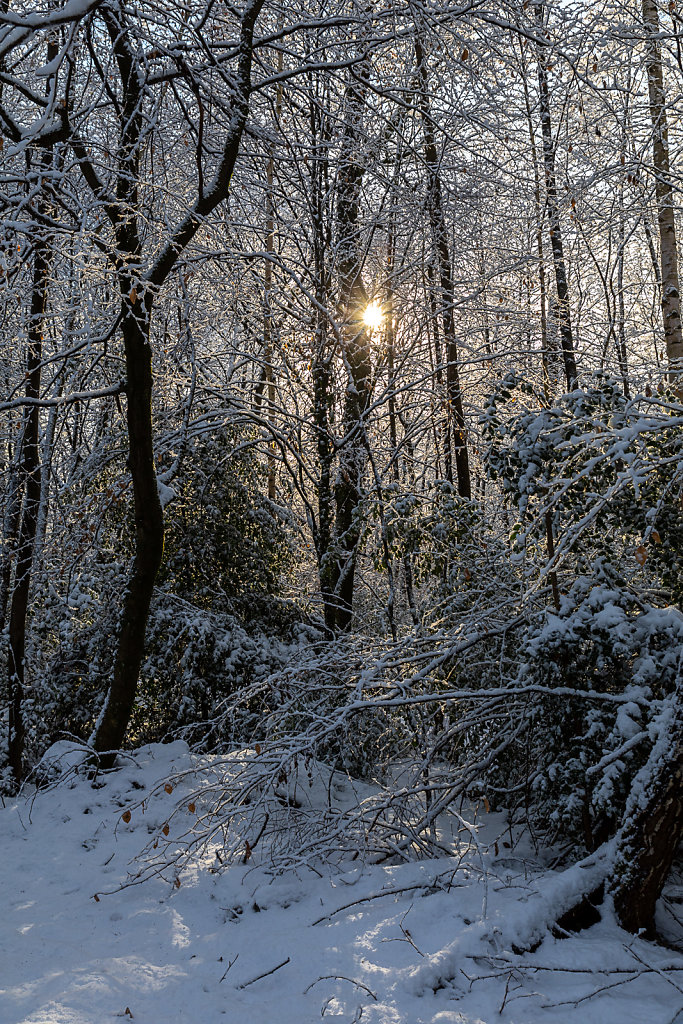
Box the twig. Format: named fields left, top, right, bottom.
left=219, top=954, right=239, bottom=983
left=304, top=975, right=378, bottom=1001
left=236, top=956, right=290, bottom=989
left=312, top=878, right=457, bottom=926
left=540, top=973, right=654, bottom=1009
left=397, top=905, right=425, bottom=957
left=627, top=947, right=683, bottom=996
left=665, top=1003, right=683, bottom=1024
left=498, top=970, right=514, bottom=1014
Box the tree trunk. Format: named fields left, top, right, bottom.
left=6, top=49, right=57, bottom=783
left=642, top=0, right=683, bottom=379
left=305, top=83, right=337, bottom=635
left=88, top=0, right=264, bottom=761
left=610, top=693, right=683, bottom=935
left=425, top=261, right=452, bottom=482
left=333, top=304, right=373, bottom=630
left=263, top=42, right=283, bottom=502
left=330, top=57, right=373, bottom=631
left=0, top=430, right=24, bottom=639
left=414, top=28, right=471, bottom=499
left=7, top=239, right=51, bottom=785
left=543, top=694, right=683, bottom=940
left=534, top=2, right=579, bottom=391
left=89, top=299, right=163, bottom=763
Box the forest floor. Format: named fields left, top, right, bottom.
left=1, top=741, right=682, bottom=1024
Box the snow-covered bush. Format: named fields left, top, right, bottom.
left=507, top=575, right=683, bottom=849
left=370, top=481, right=517, bottom=625
left=6, top=423, right=301, bottom=769
left=482, top=371, right=683, bottom=599
left=159, top=424, right=296, bottom=621
left=131, top=596, right=294, bottom=747
left=480, top=375, right=683, bottom=850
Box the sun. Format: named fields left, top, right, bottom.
left=363, top=300, right=384, bottom=331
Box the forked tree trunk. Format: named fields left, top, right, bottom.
left=88, top=0, right=265, bottom=762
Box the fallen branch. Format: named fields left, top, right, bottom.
left=304, top=975, right=378, bottom=1001
left=312, top=872, right=462, bottom=926
left=236, top=957, right=290, bottom=989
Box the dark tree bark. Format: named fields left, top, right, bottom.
left=304, top=80, right=337, bottom=635
left=88, top=296, right=162, bottom=759
left=610, top=698, right=683, bottom=935
left=6, top=32, right=58, bottom=786
left=0, top=436, right=23, bottom=640
left=85, top=0, right=265, bottom=763
left=7, top=225, right=52, bottom=784
left=534, top=2, right=579, bottom=391
left=425, top=261, right=452, bottom=483
left=544, top=696, right=683, bottom=940
left=263, top=44, right=284, bottom=502
left=414, top=27, right=471, bottom=499
left=326, top=55, right=373, bottom=632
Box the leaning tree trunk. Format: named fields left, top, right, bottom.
left=538, top=689, right=683, bottom=941
left=610, top=690, right=683, bottom=934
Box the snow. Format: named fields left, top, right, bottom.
left=156, top=479, right=176, bottom=509
left=1, top=742, right=681, bottom=1024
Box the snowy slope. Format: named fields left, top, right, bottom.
left=1, top=741, right=681, bottom=1024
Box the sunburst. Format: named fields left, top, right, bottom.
left=363, top=300, right=384, bottom=331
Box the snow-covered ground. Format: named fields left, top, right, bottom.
left=1, top=741, right=681, bottom=1024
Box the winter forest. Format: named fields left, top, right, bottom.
left=1, top=0, right=682, bottom=1021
